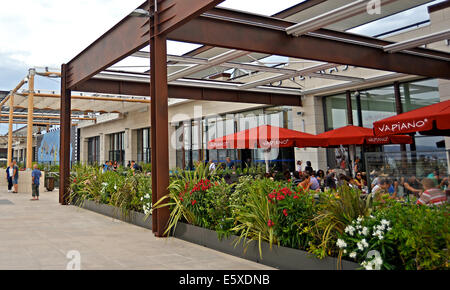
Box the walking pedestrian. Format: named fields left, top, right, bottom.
left=31, top=164, right=42, bottom=201
left=12, top=160, right=19, bottom=193
left=5, top=161, right=13, bottom=192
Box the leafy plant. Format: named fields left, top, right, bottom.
left=231, top=178, right=280, bottom=258
left=310, top=185, right=374, bottom=259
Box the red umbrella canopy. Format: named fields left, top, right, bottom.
left=208, top=125, right=323, bottom=149
left=373, top=100, right=450, bottom=136
left=316, top=125, right=412, bottom=147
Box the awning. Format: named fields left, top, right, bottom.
left=207, top=125, right=323, bottom=149
left=373, top=100, right=450, bottom=137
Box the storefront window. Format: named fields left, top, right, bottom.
left=137, top=128, right=151, bottom=164
left=87, top=136, right=100, bottom=165
left=175, top=106, right=294, bottom=171
left=109, top=132, right=125, bottom=165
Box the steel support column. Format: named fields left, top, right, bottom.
left=150, top=9, right=170, bottom=237
left=346, top=90, right=353, bottom=126
left=59, top=64, right=72, bottom=205
left=26, top=68, right=35, bottom=169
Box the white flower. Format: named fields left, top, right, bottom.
left=361, top=227, right=369, bottom=236
left=362, top=239, right=369, bottom=248
left=343, top=249, right=347, bottom=254
left=336, top=239, right=347, bottom=249
left=381, top=219, right=390, bottom=227
left=349, top=252, right=357, bottom=259
left=387, top=227, right=392, bottom=232
left=357, top=242, right=364, bottom=251
left=345, top=225, right=355, bottom=236
left=374, top=257, right=383, bottom=266
left=357, top=216, right=363, bottom=223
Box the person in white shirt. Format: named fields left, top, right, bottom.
left=209, top=161, right=216, bottom=172
left=296, top=160, right=303, bottom=173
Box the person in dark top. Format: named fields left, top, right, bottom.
left=6, top=161, right=14, bottom=193
left=292, top=171, right=303, bottom=187
left=113, top=161, right=118, bottom=171
left=225, top=157, right=235, bottom=170
left=12, top=160, right=19, bottom=193
left=304, top=161, right=313, bottom=175
left=403, top=175, right=422, bottom=198
left=31, top=164, right=42, bottom=201
left=324, top=169, right=337, bottom=190
left=283, top=170, right=291, bottom=181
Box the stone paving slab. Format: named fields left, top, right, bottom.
left=0, top=190, right=274, bottom=270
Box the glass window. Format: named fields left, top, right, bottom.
left=358, top=85, right=397, bottom=129
left=401, top=79, right=440, bottom=112
left=137, top=128, right=151, bottom=164
left=325, top=94, right=348, bottom=130
left=109, top=132, right=125, bottom=165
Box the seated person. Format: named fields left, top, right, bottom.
left=353, top=172, right=367, bottom=190
left=403, top=175, right=422, bottom=199
left=371, top=178, right=390, bottom=200
left=417, top=178, right=447, bottom=207
left=298, top=173, right=321, bottom=192
left=292, top=171, right=303, bottom=187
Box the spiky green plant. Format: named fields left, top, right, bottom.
left=309, top=185, right=374, bottom=259
left=231, top=178, right=280, bottom=258
left=150, top=161, right=213, bottom=236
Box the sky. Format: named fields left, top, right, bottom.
left=0, top=0, right=444, bottom=134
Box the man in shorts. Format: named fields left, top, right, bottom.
left=31, top=164, right=42, bottom=201
left=12, top=160, right=19, bottom=193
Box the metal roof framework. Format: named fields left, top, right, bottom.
left=59, top=0, right=450, bottom=237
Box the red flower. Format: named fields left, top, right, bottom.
left=267, top=220, right=274, bottom=227
left=283, top=209, right=288, bottom=217
left=73, top=178, right=77, bottom=183
left=191, top=200, right=197, bottom=206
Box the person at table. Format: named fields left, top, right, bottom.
left=324, top=169, right=337, bottom=190
left=426, top=168, right=440, bottom=187
left=353, top=172, right=366, bottom=190
left=296, top=160, right=303, bottom=173
left=403, top=175, right=422, bottom=199
left=417, top=178, right=447, bottom=207
left=298, top=173, right=320, bottom=192
left=225, top=157, right=235, bottom=170
left=304, top=161, right=313, bottom=175
left=371, top=179, right=390, bottom=200
left=292, top=171, right=303, bottom=188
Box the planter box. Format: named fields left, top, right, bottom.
left=78, top=199, right=152, bottom=230
left=76, top=200, right=359, bottom=270
left=173, top=223, right=360, bottom=270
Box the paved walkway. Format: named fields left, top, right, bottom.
left=0, top=189, right=274, bottom=270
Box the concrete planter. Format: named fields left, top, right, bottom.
left=173, top=223, right=360, bottom=270
left=76, top=200, right=359, bottom=270
left=78, top=199, right=152, bottom=230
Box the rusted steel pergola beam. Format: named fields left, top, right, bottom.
left=72, top=78, right=303, bottom=106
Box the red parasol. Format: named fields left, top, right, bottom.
left=373, top=100, right=450, bottom=136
